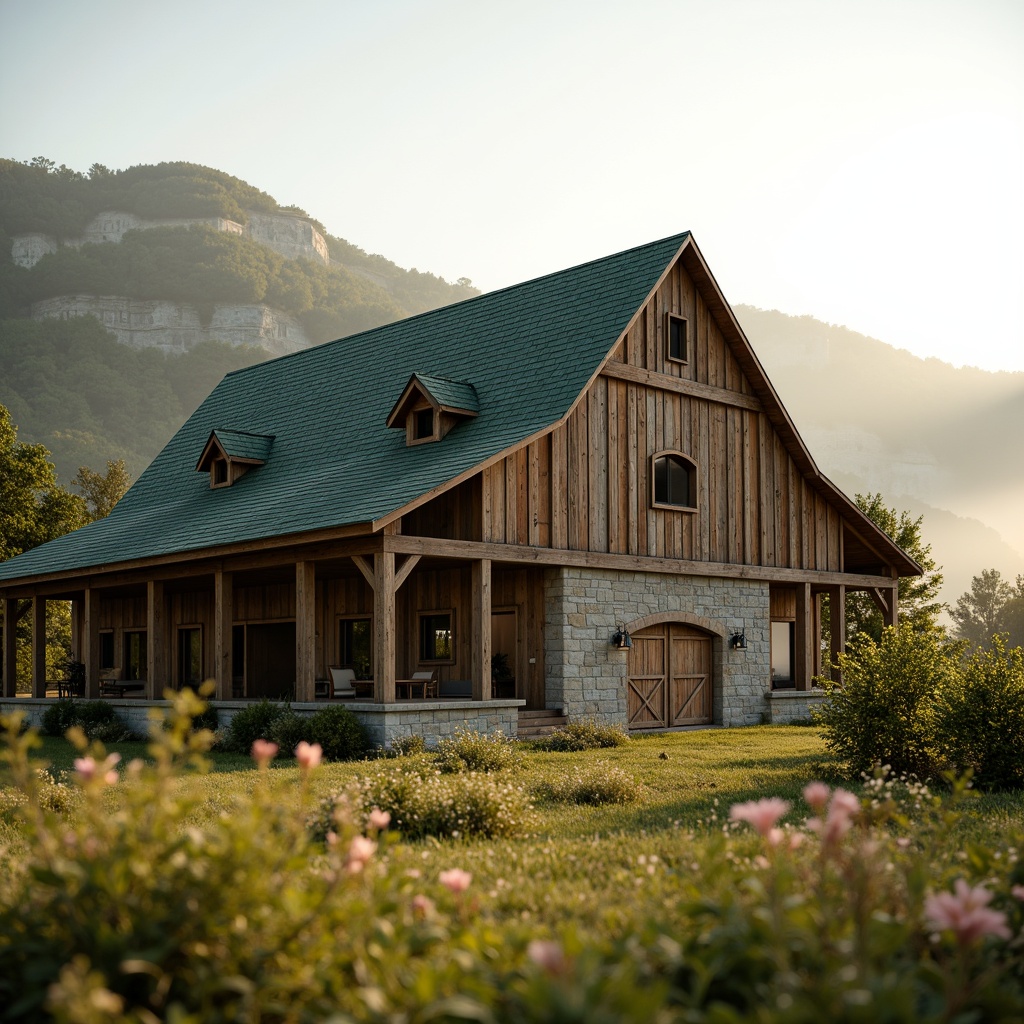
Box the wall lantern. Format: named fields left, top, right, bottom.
left=730, top=630, right=747, bottom=650
left=611, top=624, right=633, bottom=650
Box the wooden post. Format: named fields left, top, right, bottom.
left=373, top=552, right=396, bottom=704
left=794, top=582, right=813, bottom=692
left=214, top=570, right=234, bottom=701
left=71, top=597, right=82, bottom=661
left=83, top=588, right=100, bottom=699
left=2, top=598, right=18, bottom=698
left=471, top=559, right=492, bottom=701
left=32, top=597, right=47, bottom=698
left=147, top=580, right=165, bottom=700
left=828, top=584, right=845, bottom=684
left=295, top=561, right=316, bottom=703
left=886, top=582, right=899, bottom=629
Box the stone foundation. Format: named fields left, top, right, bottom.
left=765, top=688, right=829, bottom=724
left=543, top=566, right=771, bottom=728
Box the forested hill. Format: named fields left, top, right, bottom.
left=0, top=157, right=478, bottom=481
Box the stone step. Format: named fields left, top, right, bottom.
left=517, top=709, right=567, bottom=740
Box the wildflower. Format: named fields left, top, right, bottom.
left=251, top=739, right=279, bottom=768
left=924, top=880, right=1011, bottom=944
left=74, top=753, right=121, bottom=785
left=295, top=741, right=322, bottom=770
left=729, top=797, right=791, bottom=836
left=1012, top=885, right=1024, bottom=902
left=368, top=808, right=391, bottom=831
left=439, top=868, right=472, bottom=893
left=411, top=894, right=434, bottom=917
left=346, top=835, right=376, bottom=873
left=803, top=781, right=830, bottom=813
left=527, top=939, right=567, bottom=974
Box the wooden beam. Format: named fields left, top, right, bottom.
left=32, top=597, right=47, bottom=698
left=214, top=570, right=234, bottom=701
left=2, top=598, right=18, bottom=698
left=827, top=584, right=845, bottom=684
left=471, top=559, right=492, bottom=701
left=373, top=552, right=396, bottom=704
left=794, top=582, right=814, bottom=692
left=295, top=561, right=316, bottom=703
left=83, top=588, right=99, bottom=699
left=351, top=555, right=375, bottom=591
left=147, top=580, right=165, bottom=700
left=601, top=361, right=763, bottom=412
left=395, top=554, right=421, bottom=591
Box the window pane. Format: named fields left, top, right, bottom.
left=420, top=613, right=452, bottom=661
left=654, top=454, right=694, bottom=507
left=340, top=618, right=373, bottom=678
left=771, top=621, right=793, bottom=684
left=124, top=631, right=147, bottom=680
left=654, top=456, right=669, bottom=504
left=99, top=632, right=115, bottom=670
left=668, top=457, right=690, bottom=506
left=179, top=629, right=201, bottom=688
left=669, top=317, right=687, bottom=360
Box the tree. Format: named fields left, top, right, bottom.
left=844, top=493, right=945, bottom=643
left=72, top=459, right=131, bottom=521
left=951, top=569, right=1024, bottom=649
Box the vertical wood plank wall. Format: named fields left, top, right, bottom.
left=475, top=260, right=842, bottom=572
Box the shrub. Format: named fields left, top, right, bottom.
left=932, top=636, right=1024, bottom=790
left=306, top=704, right=368, bottom=762
left=40, top=699, right=136, bottom=742
left=435, top=728, right=523, bottom=773
left=533, top=762, right=645, bottom=805
left=270, top=710, right=311, bottom=756
left=222, top=699, right=287, bottom=753
left=814, top=624, right=960, bottom=778
left=315, top=761, right=533, bottom=841
left=40, top=699, right=80, bottom=738
left=541, top=720, right=629, bottom=752
left=386, top=733, right=426, bottom=757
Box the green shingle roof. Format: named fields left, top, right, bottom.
left=0, top=232, right=689, bottom=583
left=412, top=374, right=479, bottom=414
left=210, top=429, right=274, bottom=463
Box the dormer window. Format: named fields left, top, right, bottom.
left=387, top=373, right=478, bottom=446
left=196, top=429, right=274, bottom=489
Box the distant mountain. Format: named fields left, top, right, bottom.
left=735, top=305, right=1024, bottom=610
left=0, top=158, right=478, bottom=480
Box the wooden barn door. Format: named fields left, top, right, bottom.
left=628, top=623, right=713, bottom=730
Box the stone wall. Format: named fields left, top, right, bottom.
left=11, top=210, right=329, bottom=269
left=765, top=688, right=828, bottom=724
left=543, top=566, right=771, bottom=728
left=31, top=295, right=310, bottom=356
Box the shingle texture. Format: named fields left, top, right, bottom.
left=211, top=429, right=275, bottom=463
left=0, top=233, right=689, bottom=582
left=413, top=374, right=479, bottom=414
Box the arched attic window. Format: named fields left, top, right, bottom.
left=652, top=451, right=697, bottom=511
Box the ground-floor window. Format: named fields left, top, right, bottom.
left=338, top=616, right=372, bottom=678
left=99, top=630, right=115, bottom=671
left=770, top=620, right=794, bottom=688
left=123, top=630, right=147, bottom=680
left=419, top=611, right=453, bottom=662
left=178, top=627, right=202, bottom=689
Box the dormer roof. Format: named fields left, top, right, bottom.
left=386, top=373, right=479, bottom=428
left=195, top=429, right=275, bottom=472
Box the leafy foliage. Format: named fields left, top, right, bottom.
left=540, top=720, right=630, bottom=752
left=305, top=704, right=369, bottom=762
left=71, top=459, right=130, bottom=521
left=932, top=637, right=1024, bottom=790
left=951, top=569, right=1024, bottom=649
left=532, top=762, right=645, bottom=804
left=814, top=624, right=962, bottom=778
left=435, top=727, right=524, bottom=773
left=39, top=699, right=137, bottom=742
left=220, top=699, right=286, bottom=754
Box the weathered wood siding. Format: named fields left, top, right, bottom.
left=476, top=259, right=842, bottom=572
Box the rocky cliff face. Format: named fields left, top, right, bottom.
left=31, top=295, right=309, bottom=356
left=11, top=209, right=329, bottom=268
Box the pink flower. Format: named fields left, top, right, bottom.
left=251, top=739, right=279, bottom=767
left=411, top=893, right=435, bottom=917
left=803, top=781, right=831, bottom=814
left=925, top=880, right=1011, bottom=944
left=527, top=939, right=566, bottom=974
left=439, top=868, right=472, bottom=893
left=295, top=741, right=322, bottom=770
left=729, top=797, right=791, bottom=836
left=74, top=753, right=121, bottom=785
left=1012, top=885, right=1024, bottom=902
left=368, top=808, right=391, bottom=831
left=830, top=789, right=860, bottom=817
left=347, top=835, right=376, bottom=871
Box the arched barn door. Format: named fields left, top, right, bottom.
left=627, top=623, right=713, bottom=729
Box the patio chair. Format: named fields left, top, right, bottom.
left=409, top=669, right=438, bottom=698
left=328, top=666, right=357, bottom=698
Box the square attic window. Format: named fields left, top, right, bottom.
left=667, top=314, right=688, bottom=363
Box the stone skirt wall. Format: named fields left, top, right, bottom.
left=543, top=567, right=772, bottom=729
left=765, top=688, right=829, bottom=724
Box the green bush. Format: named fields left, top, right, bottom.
left=533, top=762, right=645, bottom=805
left=933, top=636, right=1024, bottom=790
left=435, top=728, right=523, bottom=773
left=385, top=733, right=426, bottom=757
left=541, top=720, right=630, bottom=752
left=306, top=704, right=368, bottom=762
left=269, top=710, right=310, bottom=756
left=814, top=624, right=960, bottom=778
left=40, top=699, right=136, bottom=742
left=318, top=761, right=533, bottom=841
left=221, top=700, right=287, bottom=754
left=40, top=699, right=79, bottom=738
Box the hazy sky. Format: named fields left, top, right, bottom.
left=2, top=0, right=1022, bottom=371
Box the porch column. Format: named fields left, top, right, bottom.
left=471, top=558, right=492, bottom=701
left=884, top=582, right=899, bottom=629
left=373, top=552, right=396, bottom=704
left=2, top=598, right=17, bottom=698
left=827, top=584, right=845, bottom=684
left=32, top=597, right=47, bottom=698
left=793, top=582, right=814, bottom=692
left=214, top=570, right=234, bottom=701
left=295, top=561, right=316, bottom=703
left=83, top=588, right=100, bottom=699
left=146, top=580, right=166, bottom=699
